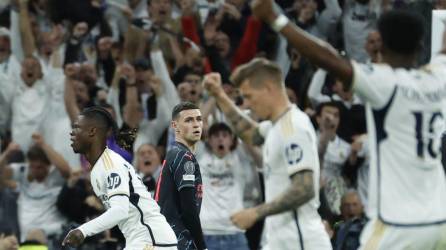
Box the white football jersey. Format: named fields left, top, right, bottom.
left=259, top=105, right=331, bottom=250
left=352, top=55, right=446, bottom=225
left=89, top=148, right=177, bottom=247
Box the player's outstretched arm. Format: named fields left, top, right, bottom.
left=203, top=73, right=264, bottom=146
left=251, top=0, right=353, bottom=90
left=231, top=170, right=314, bottom=229
left=63, top=195, right=130, bottom=247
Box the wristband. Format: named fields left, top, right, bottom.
left=270, top=14, right=289, bottom=32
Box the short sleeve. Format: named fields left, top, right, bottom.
left=172, top=152, right=197, bottom=191
left=104, top=164, right=130, bottom=198
left=351, top=60, right=396, bottom=109
left=282, top=129, right=318, bottom=176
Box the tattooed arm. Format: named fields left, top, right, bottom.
left=255, top=170, right=314, bottom=218
left=231, top=170, right=314, bottom=229
left=203, top=73, right=264, bottom=145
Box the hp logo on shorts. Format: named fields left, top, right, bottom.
left=107, top=173, right=122, bottom=189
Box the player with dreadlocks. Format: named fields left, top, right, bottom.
left=62, top=106, right=178, bottom=249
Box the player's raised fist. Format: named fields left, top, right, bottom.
left=203, top=73, right=224, bottom=97
left=250, top=0, right=277, bottom=24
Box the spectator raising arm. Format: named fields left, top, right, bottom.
left=32, top=133, right=71, bottom=179
left=19, top=0, right=36, bottom=57
left=121, top=64, right=142, bottom=129
left=64, top=64, right=81, bottom=124
left=307, top=69, right=331, bottom=107
left=150, top=47, right=180, bottom=108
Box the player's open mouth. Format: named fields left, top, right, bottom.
left=218, top=145, right=224, bottom=150
left=144, top=160, right=151, bottom=166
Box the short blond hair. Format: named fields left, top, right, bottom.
left=230, top=58, right=283, bottom=87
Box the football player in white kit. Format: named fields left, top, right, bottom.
left=203, top=60, right=332, bottom=250
left=62, top=106, right=178, bottom=249
left=250, top=0, right=446, bottom=248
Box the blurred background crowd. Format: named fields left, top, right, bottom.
left=0, top=0, right=444, bottom=249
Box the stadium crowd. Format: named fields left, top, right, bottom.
left=0, top=0, right=443, bottom=249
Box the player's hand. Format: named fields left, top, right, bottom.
left=203, top=73, right=224, bottom=98
left=62, top=229, right=85, bottom=247
left=230, top=208, right=259, bottom=229
left=250, top=0, right=277, bottom=24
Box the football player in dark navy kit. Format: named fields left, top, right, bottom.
left=155, top=102, right=207, bottom=250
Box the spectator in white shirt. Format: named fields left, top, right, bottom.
left=197, top=122, right=251, bottom=250
left=2, top=133, right=70, bottom=241
left=0, top=56, right=64, bottom=152
left=316, top=102, right=350, bottom=216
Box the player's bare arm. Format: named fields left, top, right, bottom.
left=231, top=170, right=314, bottom=229
left=203, top=73, right=264, bottom=146
left=250, top=0, right=353, bottom=89
left=256, top=170, right=314, bottom=218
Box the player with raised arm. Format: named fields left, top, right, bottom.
left=250, top=0, right=446, bottom=248
left=203, top=59, right=332, bottom=250
left=62, top=106, right=178, bottom=249
left=155, top=102, right=207, bottom=250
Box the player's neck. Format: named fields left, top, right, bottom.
left=85, top=142, right=107, bottom=168
left=382, top=51, right=417, bottom=69
left=176, top=138, right=196, bottom=153
left=270, top=97, right=292, bottom=123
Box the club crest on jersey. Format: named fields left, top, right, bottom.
left=285, top=143, right=303, bottom=165
left=184, top=161, right=195, bottom=175
left=107, top=173, right=121, bottom=189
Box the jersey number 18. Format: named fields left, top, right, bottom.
left=412, top=111, right=444, bottom=159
